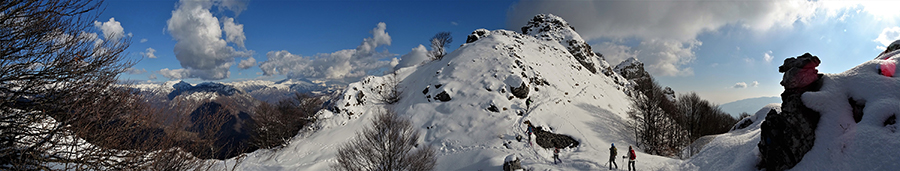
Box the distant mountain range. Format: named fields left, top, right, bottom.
left=720, top=96, right=781, bottom=117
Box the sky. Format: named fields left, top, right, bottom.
left=99, top=0, right=900, bottom=104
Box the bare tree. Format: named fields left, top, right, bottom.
left=429, top=32, right=452, bottom=60
left=626, top=76, right=686, bottom=156
left=0, top=0, right=181, bottom=169
left=250, top=93, right=323, bottom=150
left=375, top=73, right=402, bottom=104
left=333, top=109, right=436, bottom=171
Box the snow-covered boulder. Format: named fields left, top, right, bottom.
left=503, top=154, right=523, bottom=171
left=505, top=76, right=529, bottom=99
left=466, top=28, right=491, bottom=44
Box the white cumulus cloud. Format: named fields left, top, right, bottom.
left=508, top=0, right=819, bottom=77
left=140, top=38, right=148, bottom=43
left=141, top=47, right=157, bottom=58
left=94, top=17, right=126, bottom=41
left=259, top=22, right=396, bottom=83
left=734, top=82, right=748, bottom=89
left=752, top=81, right=759, bottom=87
left=875, top=27, right=900, bottom=50
left=238, top=56, right=256, bottom=69
left=162, top=0, right=251, bottom=80
left=764, top=51, right=774, bottom=62
left=223, top=17, right=245, bottom=48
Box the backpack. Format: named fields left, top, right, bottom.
left=611, top=147, right=617, bottom=156
left=629, top=150, right=636, bottom=160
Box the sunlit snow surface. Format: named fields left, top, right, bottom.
left=220, top=29, right=900, bottom=171
left=221, top=28, right=693, bottom=170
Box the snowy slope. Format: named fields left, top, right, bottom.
left=680, top=104, right=780, bottom=171
left=226, top=14, right=684, bottom=170
left=684, top=52, right=900, bottom=170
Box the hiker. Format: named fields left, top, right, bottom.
left=526, top=98, right=533, bottom=112
left=525, top=121, right=534, bottom=146
left=609, top=143, right=618, bottom=170
left=627, top=146, right=636, bottom=171
left=553, top=148, right=561, bottom=164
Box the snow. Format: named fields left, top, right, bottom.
left=193, top=15, right=900, bottom=171
left=792, top=55, right=900, bottom=170
left=222, top=23, right=687, bottom=170
left=681, top=104, right=779, bottom=171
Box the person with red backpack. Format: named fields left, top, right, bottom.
left=627, top=146, right=636, bottom=171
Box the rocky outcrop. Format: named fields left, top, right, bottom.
left=466, top=28, right=491, bottom=44
left=521, top=14, right=601, bottom=74
left=615, top=57, right=650, bottom=81
left=534, top=126, right=579, bottom=149
left=759, top=53, right=822, bottom=171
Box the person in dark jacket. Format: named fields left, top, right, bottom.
left=525, top=121, right=534, bottom=146
left=553, top=148, right=561, bottom=164
left=609, top=143, right=618, bottom=170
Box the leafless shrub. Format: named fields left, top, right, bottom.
left=332, top=109, right=436, bottom=171
left=375, top=73, right=402, bottom=104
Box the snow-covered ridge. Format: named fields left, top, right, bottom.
left=227, top=14, right=695, bottom=170
left=127, top=79, right=334, bottom=103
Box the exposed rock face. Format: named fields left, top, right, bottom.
left=662, top=86, right=676, bottom=102
left=759, top=53, right=822, bottom=171
left=466, top=28, right=491, bottom=44
left=615, top=57, right=650, bottom=81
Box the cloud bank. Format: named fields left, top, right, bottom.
left=508, top=0, right=822, bottom=76
left=161, top=0, right=252, bottom=80
left=258, top=22, right=397, bottom=83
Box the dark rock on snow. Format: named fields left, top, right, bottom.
left=434, top=91, right=451, bottom=102
left=510, top=82, right=530, bottom=99
left=759, top=53, right=822, bottom=171
left=466, top=29, right=491, bottom=44
left=534, top=126, right=579, bottom=149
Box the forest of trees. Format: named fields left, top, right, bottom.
left=627, top=76, right=739, bottom=157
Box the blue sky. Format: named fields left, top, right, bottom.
left=100, top=0, right=900, bottom=104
